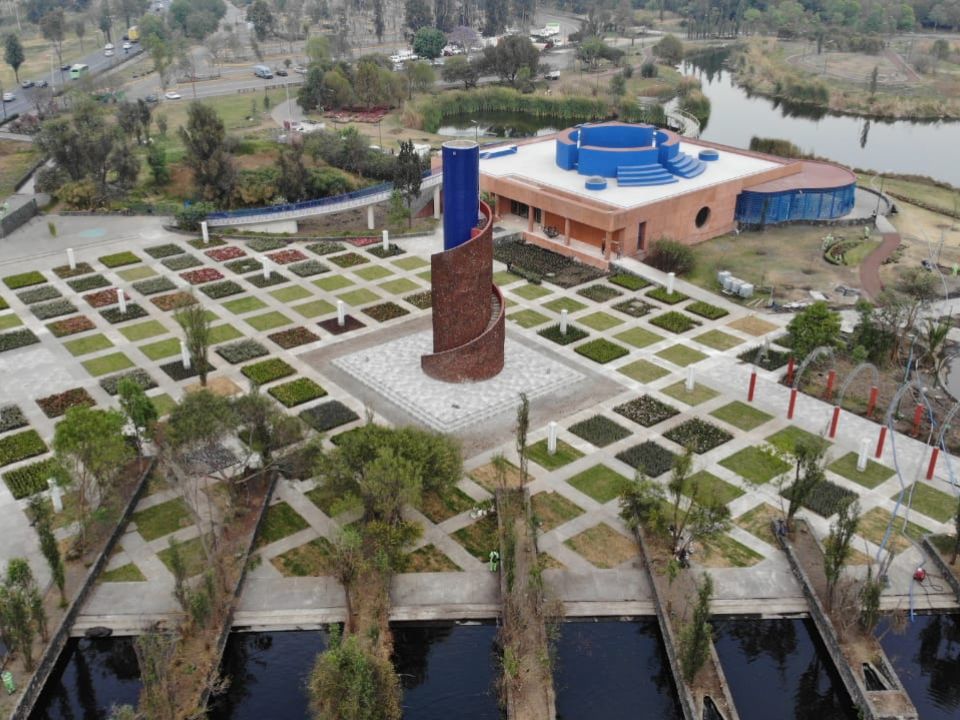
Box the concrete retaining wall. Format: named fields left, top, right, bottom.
left=1, top=197, right=37, bottom=238
left=921, top=536, right=960, bottom=604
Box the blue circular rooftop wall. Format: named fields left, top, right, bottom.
left=699, top=149, right=719, bottom=161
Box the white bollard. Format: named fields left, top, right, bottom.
left=685, top=366, right=695, bottom=392
left=666, top=272, right=676, bottom=295
left=857, top=438, right=870, bottom=471
left=382, top=229, right=389, bottom=253
left=117, top=287, right=127, bottom=315
left=263, top=261, right=272, bottom=280
left=48, top=478, right=63, bottom=513
left=66, top=248, right=76, bottom=270
left=180, top=339, right=191, bottom=370
left=367, top=205, right=375, bottom=230
left=547, top=421, right=558, bottom=455
left=337, top=300, right=346, bottom=328
left=201, top=221, right=209, bottom=244
left=560, top=309, right=568, bottom=336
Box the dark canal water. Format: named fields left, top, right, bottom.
left=876, top=613, right=960, bottom=720
left=713, top=618, right=858, bottom=720
left=437, top=111, right=559, bottom=139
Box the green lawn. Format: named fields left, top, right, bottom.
left=378, top=278, right=420, bottom=295
left=82, top=352, right=134, bottom=376
left=63, top=333, right=114, bottom=357
left=0, top=313, right=23, bottom=330
left=223, top=296, right=268, bottom=314
left=337, top=288, right=380, bottom=306
left=150, top=393, right=176, bottom=417
left=208, top=324, right=243, bottom=344
left=270, top=286, right=312, bottom=303
left=766, top=427, right=829, bottom=456
left=511, top=283, right=552, bottom=301
left=578, top=311, right=624, bottom=331
left=710, top=401, right=774, bottom=432
left=393, top=256, right=430, bottom=271
left=133, top=498, right=192, bottom=541
left=353, top=265, right=393, bottom=281
left=419, top=486, right=475, bottom=524
left=694, top=329, right=744, bottom=351
left=406, top=544, right=460, bottom=572
left=306, top=482, right=354, bottom=517
left=567, top=464, right=629, bottom=503
left=271, top=537, right=335, bottom=577
left=119, top=320, right=168, bottom=342
left=527, top=439, right=584, bottom=470
left=531, top=491, right=584, bottom=532
left=417, top=270, right=432, bottom=282
left=828, top=453, right=894, bottom=489
left=292, top=299, right=336, bottom=318
left=617, top=359, right=670, bottom=383
left=157, top=535, right=207, bottom=577
left=101, top=563, right=146, bottom=583
left=453, top=515, right=499, bottom=562
left=246, top=311, right=293, bottom=331
left=117, top=266, right=157, bottom=282
left=655, top=344, right=708, bottom=367
left=257, top=501, right=310, bottom=547
left=492, top=270, right=523, bottom=286
left=508, top=309, right=551, bottom=328
left=700, top=534, right=764, bottom=568
left=313, top=275, right=354, bottom=291
left=139, top=337, right=181, bottom=360
left=661, top=381, right=719, bottom=406
left=720, top=447, right=791, bottom=485
left=542, top=297, right=588, bottom=314
left=614, top=327, right=664, bottom=349
left=897, top=483, right=957, bottom=523
left=680, top=470, right=744, bottom=505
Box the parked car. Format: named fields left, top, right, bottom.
left=61, top=63, right=72, bottom=71
left=122, top=41, right=132, bottom=50
left=36, top=80, right=48, bottom=88
left=275, top=67, right=288, bottom=76
left=2, top=92, right=15, bottom=102
left=164, top=90, right=181, bottom=100
left=104, top=43, right=114, bottom=50
left=144, top=93, right=159, bottom=103
left=105, top=49, right=114, bottom=57
left=20, top=80, right=34, bottom=89
left=294, top=65, right=307, bottom=74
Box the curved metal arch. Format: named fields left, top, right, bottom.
left=936, top=400, right=960, bottom=448
left=836, top=362, right=880, bottom=408
left=791, top=346, right=834, bottom=390
left=882, top=378, right=933, bottom=427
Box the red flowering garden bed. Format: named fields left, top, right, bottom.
left=266, top=249, right=308, bottom=265
left=181, top=268, right=224, bottom=285
left=205, top=246, right=247, bottom=262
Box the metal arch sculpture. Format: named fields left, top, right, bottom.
left=930, top=400, right=960, bottom=484
left=786, top=346, right=835, bottom=420
left=828, top=362, right=881, bottom=439
left=746, top=339, right=775, bottom=402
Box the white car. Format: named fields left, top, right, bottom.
left=104, top=49, right=114, bottom=56
left=2, top=92, right=14, bottom=102
left=122, top=41, right=132, bottom=50
left=104, top=43, right=114, bottom=50
left=164, top=91, right=182, bottom=100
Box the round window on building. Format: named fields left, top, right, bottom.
left=695, top=206, right=710, bottom=228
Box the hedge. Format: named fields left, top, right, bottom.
left=0, top=328, right=40, bottom=352
left=686, top=300, right=729, bottom=320
left=649, top=311, right=700, bottom=334
left=162, top=254, right=202, bottom=271
left=612, top=299, right=653, bottom=317
left=17, top=285, right=62, bottom=304
left=246, top=238, right=287, bottom=252
left=614, top=395, right=679, bottom=427
left=574, top=338, right=629, bottom=364
left=306, top=241, right=346, bottom=256
left=328, top=252, right=368, bottom=268
left=66, top=274, right=111, bottom=293
left=224, top=258, right=264, bottom=275
left=242, top=358, right=295, bottom=385
left=99, top=251, right=141, bottom=268
left=782, top=479, right=857, bottom=518
left=289, top=260, right=329, bottom=278
left=616, top=441, right=676, bottom=477
left=200, top=280, right=245, bottom=299
left=404, top=291, right=432, bottom=309
left=538, top=323, right=588, bottom=346
left=246, top=273, right=288, bottom=288
left=363, top=302, right=409, bottom=322
left=100, top=304, right=148, bottom=324
left=568, top=415, right=631, bottom=447
left=663, top=418, right=733, bottom=454
left=0, top=429, right=48, bottom=466
left=0, top=405, right=28, bottom=433
left=32, top=299, right=78, bottom=320
left=647, top=287, right=689, bottom=305
left=99, top=368, right=158, bottom=395
left=268, top=378, right=327, bottom=407
left=133, top=277, right=177, bottom=296
left=609, top=273, right=649, bottom=291
left=3, top=458, right=62, bottom=499
left=299, top=400, right=360, bottom=432
left=268, top=327, right=320, bottom=349
left=577, top=284, right=622, bottom=303
left=144, top=243, right=186, bottom=259
left=217, top=339, right=269, bottom=364
left=3, top=271, right=46, bottom=290
left=368, top=244, right=405, bottom=258
left=159, top=358, right=213, bottom=381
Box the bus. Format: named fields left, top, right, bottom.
left=127, top=25, right=140, bottom=42
left=69, top=63, right=89, bottom=80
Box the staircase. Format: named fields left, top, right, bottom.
left=616, top=164, right=678, bottom=187
left=487, top=290, right=502, bottom=331
left=662, top=151, right=706, bottom=179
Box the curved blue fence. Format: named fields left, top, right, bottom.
left=735, top=184, right=855, bottom=225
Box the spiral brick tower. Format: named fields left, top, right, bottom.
left=420, top=140, right=505, bottom=383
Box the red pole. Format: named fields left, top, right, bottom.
left=786, top=356, right=795, bottom=385
left=912, top=403, right=924, bottom=437
left=787, top=388, right=798, bottom=419
left=866, top=386, right=878, bottom=418
left=926, top=447, right=940, bottom=480
left=829, top=405, right=840, bottom=438
left=875, top=426, right=887, bottom=458
left=748, top=371, right=757, bottom=402
left=824, top=369, right=836, bottom=401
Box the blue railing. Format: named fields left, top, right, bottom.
left=205, top=170, right=436, bottom=220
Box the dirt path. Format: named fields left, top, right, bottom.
left=859, top=232, right=901, bottom=299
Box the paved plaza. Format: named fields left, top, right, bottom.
left=0, top=213, right=955, bottom=633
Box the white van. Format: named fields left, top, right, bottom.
left=253, top=64, right=273, bottom=79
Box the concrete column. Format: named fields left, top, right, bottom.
left=201, top=220, right=209, bottom=244
left=527, top=209, right=535, bottom=232
left=547, top=422, right=558, bottom=455
left=367, top=204, right=375, bottom=230
left=857, top=438, right=870, bottom=471
left=337, top=300, right=346, bottom=327
left=66, top=248, right=76, bottom=270
left=603, top=231, right=612, bottom=259
left=382, top=229, right=389, bottom=252
left=560, top=309, right=568, bottom=335
left=433, top=186, right=441, bottom=220
left=563, top=217, right=571, bottom=246
left=117, top=288, right=126, bottom=315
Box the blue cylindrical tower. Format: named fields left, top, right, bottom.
left=442, top=139, right=480, bottom=251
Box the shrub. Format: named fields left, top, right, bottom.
left=99, top=251, right=141, bottom=268
left=162, top=254, right=202, bottom=271
left=306, top=241, right=346, bottom=256
left=738, top=346, right=790, bottom=371
left=217, top=339, right=269, bottom=364
left=568, top=415, right=630, bottom=447
left=367, top=244, right=405, bottom=258
left=36, top=388, right=96, bottom=418
left=246, top=273, right=288, bottom=288
left=53, top=262, right=95, bottom=279
left=687, top=301, right=728, bottom=320
left=47, top=316, right=95, bottom=337
left=613, top=299, right=653, bottom=317
left=640, top=61, right=658, bottom=78
left=299, top=401, right=360, bottom=432
left=616, top=441, right=676, bottom=477
left=362, top=302, right=409, bottom=322
left=32, top=300, right=78, bottom=320
left=3, top=271, right=46, bottom=289
left=200, top=280, right=245, bottom=299
left=0, top=405, right=27, bottom=433
left=664, top=418, right=733, bottom=454
left=782, top=479, right=856, bottom=518
left=159, top=358, right=214, bottom=381
left=99, top=369, right=157, bottom=395
left=133, top=277, right=177, bottom=296
left=328, top=252, right=369, bottom=268
left=0, top=429, right=47, bottom=466
left=647, top=239, right=694, bottom=275
left=494, top=241, right=605, bottom=288
left=650, top=311, right=699, bottom=334
left=246, top=238, right=287, bottom=252
left=614, top=395, right=679, bottom=427
left=17, top=285, right=62, bottom=304
left=174, top=202, right=215, bottom=231
left=2, top=458, right=62, bottom=499
left=224, top=258, right=264, bottom=274
left=242, top=358, right=295, bottom=385
left=267, top=249, right=308, bottom=265
left=574, top=338, right=629, bottom=363
left=187, top=237, right=226, bottom=249
left=289, top=260, right=329, bottom=277
left=0, top=328, right=40, bottom=352
left=647, top=286, right=689, bottom=305
left=205, top=246, right=247, bottom=262
left=538, top=323, right=589, bottom=345
left=577, top=284, right=622, bottom=302
left=151, top=292, right=197, bottom=311
left=268, top=327, right=321, bottom=349
left=404, top=291, right=432, bottom=309
left=144, top=243, right=185, bottom=259
left=100, top=304, right=148, bottom=323
left=609, top=272, right=649, bottom=291
left=66, top=274, right=111, bottom=293
left=181, top=268, right=224, bottom=285
left=268, top=378, right=327, bottom=407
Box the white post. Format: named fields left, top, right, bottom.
left=382, top=229, right=389, bottom=252
left=560, top=309, right=568, bottom=336
left=857, top=438, right=870, bottom=471
left=666, top=272, right=676, bottom=294
left=367, top=204, right=375, bottom=230
left=685, top=366, right=695, bottom=392
left=47, top=478, right=63, bottom=514
left=433, top=186, right=441, bottom=220
left=547, top=421, right=558, bottom=455
left=117, top=287, right=127, bottom=314
left=66, top=247, right=76, bottom=270
left=337, top=300, right=346, bottom=327
left=263, top=261, right=272, bottom=280
left=201, top=221, right=209, bottom=244
left=180, top=339, right=191, bottom=369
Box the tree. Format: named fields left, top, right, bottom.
left=40, top=9, right=66, bottom=70
left=653, top=34, right=684, bottom=64
left=783, top=436, right=827, bottom=530
left=483, top=34, right=540, bottom=85
left=0, top=558, right=45, bottom=671
left=134, top=629, right=178, bottom=720
left=515, top=392, right=530, bottom=487
left=141, top=18, right=175, bottom=89
left=4, top=34, right=25, bottom=85
left=330, top=527, right=366, bottom=620
left=305, top=35, right=331, bottom=66
left=619, top=469, right=666, bottom=531
left=372, top=0, right=385, bottom=42
left=53, top=406, right=132, bottom=550
left=405, top=60, right=435, bottom=98
left=678, top=573, right=713, bottom=683
left=666, top=449, right=731, bottom=561
left=277, top=143, right=310, bottom=202
left=394, top=139, right=423, bottom=227
left=786, top=301, right=841, bottom=360
left=387, top=189, right=408, bottom=227
left=99, top=0, right=114, bottom=44
left=145, top=142, right=169, bottom=187
left=413, top=27, right=445, bottom=59
left=28, top=496, right=66, bottom=605
left=175, top=297, right=212, bottom=386
left=610, top=72, right=626, bottom=97
left=247, top=0, right=275, bottom=40
left=484, top=0, right=508, bottom=35
left=932, top=38, right=952, bottom=61
left=951, top=494, right=960, bottom=564
left=178, top=102, right=236, bottom=204
left=118, top=377, right=158, bottom=455
left=75, top=18, right=87, bottom=52
left=823, top=501, right=860, bottom=610
left=232, top=388, right=303, bottom=467
left=442, top=54, right=479, bottom=88
left=405, top=0, right=432, bottom=33
left=869, top=65, right=879, bottom=99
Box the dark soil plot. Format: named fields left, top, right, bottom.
left=494, top=241, right=606, bottom=287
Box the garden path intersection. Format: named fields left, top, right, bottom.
left=0, top=214, right=954, bottom=636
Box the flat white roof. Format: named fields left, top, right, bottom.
left=479, top=137, right=781, bottom=209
